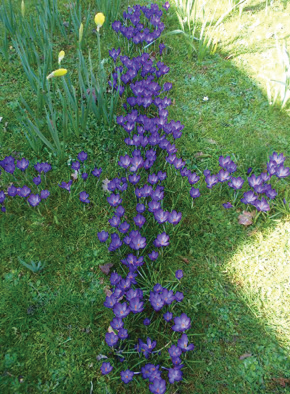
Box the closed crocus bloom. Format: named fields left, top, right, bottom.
left=21, top=0, right=25, bottom=18
left=58, top=50, right=65, bottom=65
left=94, top=13, right=105, bottom=29
left=46, top=68, right=67, bottom=80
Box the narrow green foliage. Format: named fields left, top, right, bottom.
left=18, top=257, right=46, bottom=273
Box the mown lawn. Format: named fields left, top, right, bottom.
left=1, top=0, right=290, bottom=393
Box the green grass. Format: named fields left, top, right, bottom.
left=1, top=0, right=290, bottom=393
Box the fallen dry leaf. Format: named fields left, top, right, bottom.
left=99, top=263, right=114, bottom=275
left=272, top=378, right=290, bottom=387
left=108, top=325, right=116, bottom=334
left=179, top=256, right=190, bottom=264
left=104, top=286, right=113, bottom=297
left=238, top=211, right=255, bottom=226
left=239, top=353, right=252, bottom=360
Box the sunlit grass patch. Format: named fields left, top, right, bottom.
left=226, top=218, right=290, bottom=346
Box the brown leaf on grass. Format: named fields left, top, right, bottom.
left=104, top=286, right=113, bottom=297
left=99, top=263, right=114, bottom=275
left=272, top=378, right=290, bottom=387
left=179, top=256, right=190, bottom=264
left=238, top=211, right=255, bottom=226
left=239, top=353, right=252, bottom=360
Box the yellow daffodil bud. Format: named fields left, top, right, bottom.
left=58, top=50, right=65, bottom=65
left=46, top=68, right=68, bottom=80
left=79, top=23, right=84, bottom=43
left=94, top=13, right=105, bottom=30
left=21, top=0, right=25, bottom=18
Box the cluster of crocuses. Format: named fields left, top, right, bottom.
left=205, top=152, right=290, bottom=212
left=0, top=156, right=51, bottom=211
left=58, top=151, right=102, bottom=203
left=97, top=3, right=196, bottom=393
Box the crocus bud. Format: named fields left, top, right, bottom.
left=58, top=50, right=65, bottom=65
left=94, top=13, right=105, bottom=30
left=46, top=68, right=67, bottom=80
left=79, top=23, right=83, bottom=43
left=21, top=0, right=25, bottom=18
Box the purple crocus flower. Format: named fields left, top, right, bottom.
left=154, top=209, right=168, bottom=224
left=178, top=333, right=195, bottom=352
left=168, top=210, right=182, bottom=225
left=107, top=193, right=122, bottom=207
left=77, top=151, right=87, bottom=162
left=113, top=302, right=130, bottom=318
left=175, top=291, right=184, bottom=302
left=109, top=47, right=121, bottom=62
left=188, top=172, right=200, bottom=185
left=71, top=161, right=80, bottom=171
left=110, top=273, right=122, bottom=286
left=129, top=297, right=144, bottom=313
left=133, top=214, right=146, bottom=228
left=79, top=191, right=90, bottom=203
left=148, top=251, right=159, bottom=261
left=168, top=368, right=183, bottom=384
left=59, top=180, right=72, bottom=192
left=175, top=270, right=183, bottom=280
left=104, top=295, right=117, bottom=309
left=172, top=313, right=191, bottom=332
left=116, top=206, right=125, bottom=217
left=218, top=169, right=231, bottom=183
left=100, top=362, right=113, bottom=375
left=118, top=328, right=129, bottom=340
left=228, top=177, right=244, bottom=190
left=121, top=370, right=134, bottom=384
left=110, top=233, right=124, bottom=250
left=161, top=288, right=175, bottom=304
left=7, top=185, right=17, bottom=197
left=130, top=234, right=146, bottom=250
left=154, top=232, right=170, bottom=248
left=110, top=317, right=123, bottom=330
left=119, top=222, right=130, bottom=233
left=40, top=190, right=50, bottom=199
left=148, top=200, right=161, bottom=212
left=171, top=357, right=182, bottom=366
left=223, top=202, right=233, bottom=209
left=33, top=176, right=42, bottom=186
left=168, top=345, right=182, bottom=358
left=0, top=191, right=6, bottom=203
left=275, top=165, right=290, bottom=178
left=254, top=198, right=270, bottom=212
left=81, top=173, right=88, bottom=180
left=42, top=162, right=52, bottom=173
left=92, top=167, right=102, bottom=177
left=159, top=42, right=166, bottom=55
left=241, top=190, right=257, bottom=205
left=1, top=206, right=6, bottom=213
left=18, top=185, right=31, bottom=198
left=136, top=203, right=146, bottom=213
left=105, top=332, right=119, bottom=347
left=265, top=187, right=277, bottom=200
left=269, top=152, right=285, bottom=165
left=16, top=158, right=29, bottom=171
left=149, top=292, right=164, bottom=312
left=109, top=215, right=120, bottom=228
left=143, top=318, right=151, bottom=326
left=149, top=378, right=166, bottom=394
left=190, top=187, right=200, bottom=199
left=205, top=174, right=218, bottom=189
left=28, top=194, right=41, bottom=207
left=162, top=2, right=170, bottom=10
left=163, top=311, right=173, bottom=322
left=248, top=174, right=263, bottom=189
left=98, top=230, right=109, bottom=242
left=141, top=364, right=161, bottom=382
